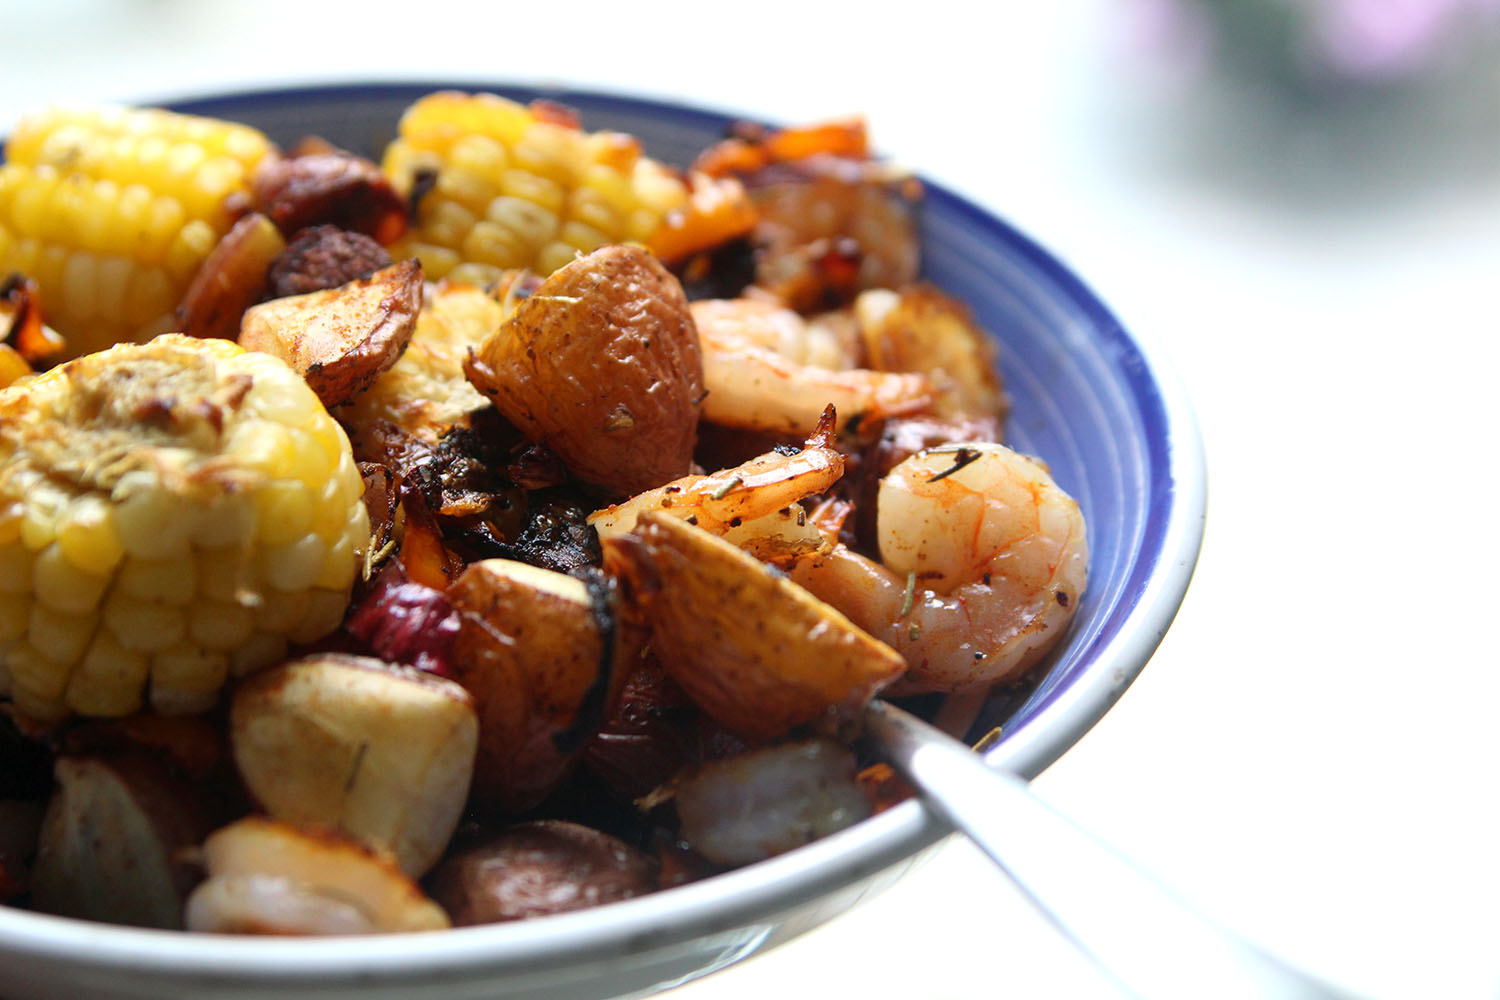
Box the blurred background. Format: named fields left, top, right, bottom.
left=4, top=2, right=1499, bottom=997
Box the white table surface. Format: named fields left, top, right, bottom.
left=4, top=3, right=1499, bottom=998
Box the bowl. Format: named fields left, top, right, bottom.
left=0, top=82, right=1207, bottom=1000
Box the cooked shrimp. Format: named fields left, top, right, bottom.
left=691, top=298, right=932, bottom=436
left=184, top=817, right=450, bottom=935
left=853, top=286, right=1008, bottom=423
left=690, top=298, right=860, bottom=369
left=788, top=442, right=1087, bottom=693
left=589, top=409, right=845, bottom=561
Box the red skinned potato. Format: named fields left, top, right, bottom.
left=238, top=259, right=422, bottom=407
left=463, top=244, right=704, bottom=497
left=603, top=512, right=906, bottom=741
left=229, top=654, right=478, bottom=877
left=446, top=560, right=635, bottom=813
left=427, top=820, right=656, bottom=925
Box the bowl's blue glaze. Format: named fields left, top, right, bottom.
left=0, top=83, right=1206, bottom=1000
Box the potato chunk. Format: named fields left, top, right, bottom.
left=446, top=560, right=634, bottom=812
left=428, top=820, right=656, bottom=925
left=229, top=653, right=477, bottom=877
left=238, top=259, right=422, bottom=407
left=463, top=245, right=704, bottom=496
left=603, top=512, right=905, bottom=741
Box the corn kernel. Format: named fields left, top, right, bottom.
left=27, top=603, right=93, bottom=666
left=288, top=588, right=351, bottom=645
left=436, top=168, right=498, bottom=217
left=535, top=242, right=581, bottom=277
left=498, top=169, right=565, bottom=216
left=255, top=480, right=316, bottom=546
left=486, top=196, right=556, bottom=250
left=10, top=684, right=68, bottom=724
left=187, top=599, right=256, bottom=651
left=149, top=644, right=227, bottom=715
left=164, top=218, right=218, bottom=281
left=0, top=593, right=28, bottom=643
left=0, top=543, right=32, bottom=595
left=20, top=487, right=65, bottom=551
left=229, top=631, right=286, bottom=678
left=195, top=548, right=254, bottom=603
left=192, top=493, right=255, bottom=550
left=261, top=534, right=326, bottom=593
left=112, top=473, right=192, bottom=558
left=8, top=641, right=70, bottom=701
left=56, top=494, right=125, bottom=577
left=448, top=262, right=505, bottom=287
left=461, top=220, right=525, bottom=270
left=94, top=253, right=134, bottom=321
left=422, top=199, right=478, bottom=250
left=314, top=532, right=357, bottom=591
left=118, top=555, right=197, bottom=604
left=103, top=592, right=185, bottom=653
left=66, top=631, right=149, bottom=717
left=32, top=543, right=109, bottom=615
left=404, top=241, right=462, bottom=279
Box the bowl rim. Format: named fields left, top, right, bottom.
left=0, top=79, right=1207, bottom=986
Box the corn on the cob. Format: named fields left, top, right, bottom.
left=0, top=106, right=274, bottom=359
left=0, top=334, right=369, bottom=723
left=381, top=91, right=713, bottom=286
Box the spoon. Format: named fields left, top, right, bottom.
left=862, top=700, right=1359, bottom=1000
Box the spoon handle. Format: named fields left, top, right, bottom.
left=863, top=701, right=1356, bottom=1000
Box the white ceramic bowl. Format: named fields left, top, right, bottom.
left=0, top=82, right=1207, bottom=1000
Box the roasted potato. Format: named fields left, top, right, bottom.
left=229, top=654, right=478, bottom=877
left=603, top=511, right=905, bottom=741
left=446, top=559, right=636, bottom=813
left=464, top=244, right=704, bottom=497
left=336, top=279, right=516, bottom=461
left=427, top=820, right=657, bottom=925
left=238, top=259, right=422, bottom=407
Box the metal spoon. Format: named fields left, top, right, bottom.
left=862, top=700, right=1358, bottom=1000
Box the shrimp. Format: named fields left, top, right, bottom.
left=691, top=298, right=933, bottom=436
left=589, top=408, right=845, bottom=562
left=853, top=286, right=1008, bottom=423
left=788, top=442, right=1087, bottom=693
left=184, top=817, right=450, bottom=934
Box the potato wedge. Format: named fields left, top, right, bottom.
left=603, top=511, right=905, bottom=741
left=176, top=213, right=286, bottom=342
left=238, top=258, right=422, bottom=407
left=336, top=279, right=511, bottom=461
left=464, top=245, right=704, bottom=496
left=446, top=560, right=633, bottom=813
left=229, top=654, right=477, bottom=877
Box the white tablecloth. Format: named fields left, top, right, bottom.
left=4, top=3, right=1498, bottom=997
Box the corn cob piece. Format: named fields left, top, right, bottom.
left=0, top=334, right=369, bottom=723
left=382, top=91, right=731, bottom=286
left=0, top=106, right=274, bottom=359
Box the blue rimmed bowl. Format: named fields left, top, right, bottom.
left=0, top=82, right=1206, bottom=1000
